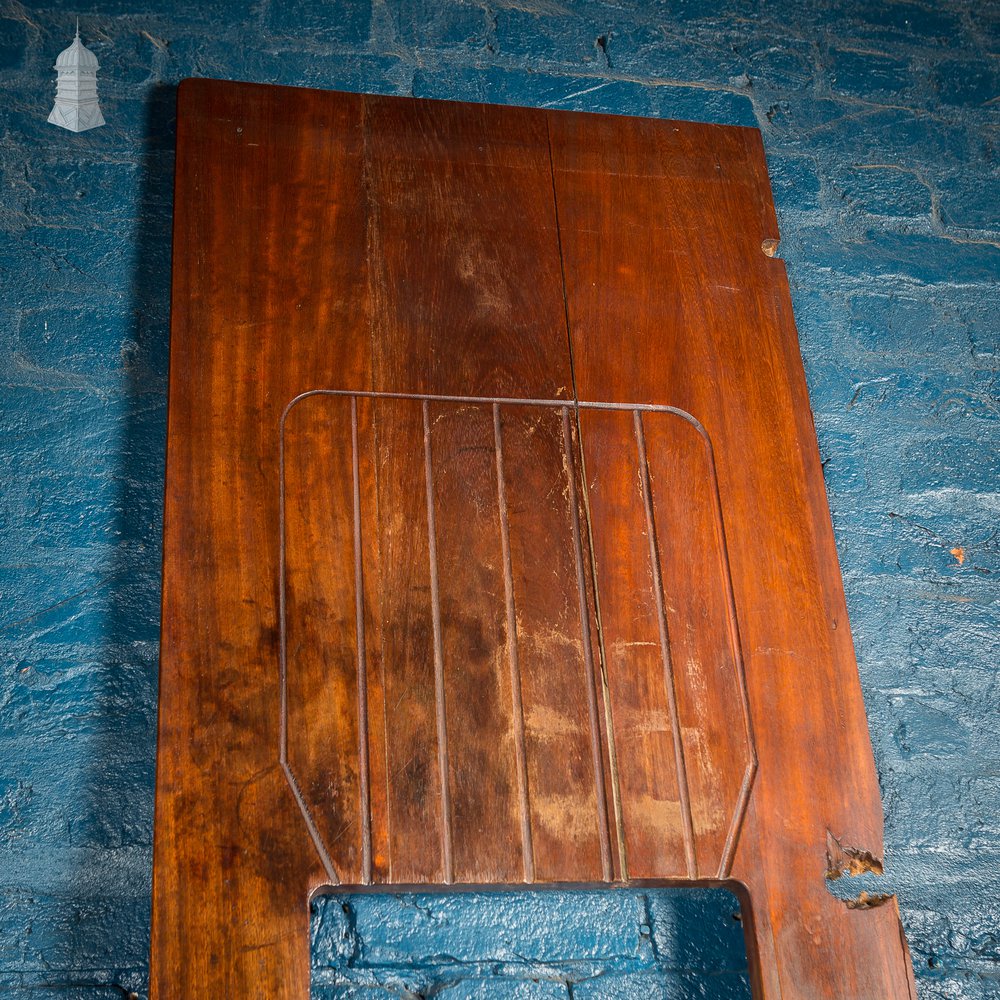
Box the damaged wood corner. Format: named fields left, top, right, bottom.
left=845, top=891, right=894, bottom=910
left=826, top=830, right=893, bottom=910
left=825, top=830, right=884, bottom=880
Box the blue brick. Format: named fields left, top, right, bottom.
left=646, top=889, right=747, bottom=971
left=931, top=58, right=1000, bottom=108
left=654, top=0, right=767, bottom=25
left=12, top=306, right=137, bottom=390
left=899, top=434, right=999, bottom=494
left=766, top=153, right=823, bottom=212
left=18, top=159, right=145, bottom=231
left=0, top=650, right=158, bottom=749
left=765, top=99, right=971, bottom=173
left=845, top=504, right=1000, bottom=582
left=0, top=780, right=33, bottom=848
left=845, top=291, right=972, bottom=360
left=883, top=769, right=990, bottom=853
left=829, top=46, right=914, bottom=101
left=785, top=225, right=1000, bottom=286
left=653, top=83, right=757, bottom=128
left=969, top=5, right=1000, bottom=42
left=387, top=0, right=490, bottom=52
left=841, top=2, right=965, bottom=45
left=938, top=171, right=1000, bottom=233
left=742, top=36, right=817, bottom=92
left=832, top=163, right=932, bottom=217
left=2, top=224, right=136, bottom=298
left=68, top=768, right=155, bottom=850
left=91, top=91, right=182, bottom=151
left=888, top=693, right=974, bottom=760
left=596, top=21, right=745, bottom=83
left=79, top=33, right=161, bottom=89
left=492, top=8, right=610, bottom=67
left=0, top=18, right=27, bottom=70
left=0, top=888, right=151, bottom=972
left=341, top=890, right=646, bottom=967
left=957, top=293, right=999, bottom=362
left=263, top=0, right=372, bottom=46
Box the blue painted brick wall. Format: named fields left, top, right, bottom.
left=1, top=1, right=997, bottom=997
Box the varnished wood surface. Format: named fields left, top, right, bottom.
left=280, top=392, right=752, bottom=889
left=153, top=79, right=916, bottom=999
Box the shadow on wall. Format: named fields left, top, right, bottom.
left=89, top=80, right=176, bottom=1000
left=30, top=83, right=177, bottom=1000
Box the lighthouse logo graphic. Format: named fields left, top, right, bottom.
left=48, top=22, right=106, bottom=133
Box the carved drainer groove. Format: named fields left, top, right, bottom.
left=279, top=391, right=756, bottom=889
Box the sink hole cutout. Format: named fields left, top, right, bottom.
left=310, top=886, right=750, bottom=997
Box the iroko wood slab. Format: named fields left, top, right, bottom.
left=152, top=79, right=916, bottom=998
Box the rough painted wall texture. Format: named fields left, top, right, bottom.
left=1, top=0, right=997, bottom=997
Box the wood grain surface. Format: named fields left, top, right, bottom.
left=153, top=78, right=916, bottom=999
